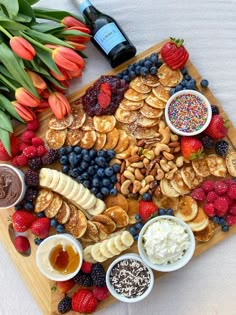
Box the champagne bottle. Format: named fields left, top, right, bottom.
left=72, top=0, right=137, bottom=68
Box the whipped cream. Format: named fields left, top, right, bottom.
left=143, top=219, right=190, bottom=265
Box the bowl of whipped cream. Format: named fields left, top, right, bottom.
left=138, top=215, right=195, bottom=272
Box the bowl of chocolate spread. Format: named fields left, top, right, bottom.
left=0, top=164, right=26, bottom=209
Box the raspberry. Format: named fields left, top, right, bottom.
left=11, top=156, right=19, bottom=167
left=228, top=202, right=236, bottom=216
left=224, top=179, right=236, bottom=186
left=226, top=215, right=236, bottom=226
left=15, top=154, right=29, bottom=167
left=201, top=180, right=214, bottom=193
left=92, top=286, right=109, bottom=301
left=214, top=197, right=229, bottom=216
left=203, top=203, right=215, bottom=217
left=21, top=130, right=36, bottom=144
left=227, top=184, right=236, bottom=199
left=214, top=181, right=228, bottom=195
left=81, top=261, right=93, bottom=274
left=36, top=145, right=47, bottom=157
left=19, top=142, right=28, bottom=152
left=27, top=119, right=40, bottom=131
left=23, top=146, right=37, bottom=158
left=191, top=188, right=206, bottom=201
left=32, top=137, right=44, bottom=147
left=206, top=191, right=218, bottom=203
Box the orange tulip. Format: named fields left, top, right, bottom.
left=41, top=89, right=50, bottom=99
left=65, top=41, right=86, bottom=51
left=15, top=87, right=40, bottom=107
left=12, top=101, right=36, bottom=122
left=50, top=66, right=71, bottom=81
left=35, top=100, right=50, bottom=113
left=62, top=16, right=88, bottom=28
left=10, top=36, right=36, bottom=60
left=26, top=70, right=47, bottom=93
left=52, top=47, right=85, bottom=72
left=48, top=92, right=71, bottom=120
left=65, top=26, right=91, bottom=34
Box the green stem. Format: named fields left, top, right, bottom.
left=0, top=26, right=13, bottom=39
left=33, top=12, right=60, bottom=23
left=21, top=32, right=52, bottom=53
left=0, top=74, right=17, bottom=91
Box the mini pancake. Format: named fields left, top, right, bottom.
left=124, top=88, right=149, bottom=101
left=206, top=154, right=227, bottom=177
left=56, top=200, right=71, bottom=224
left=69, top=106, right=86, bottom=129
left=157, top=64, right=183, bottom=87
left=141, top=74, right=160, bottom=87
left=92, top=221, right=108, bottom=241
left=103, top=206, right=129, bottom=228
left=48, top=114, right=73, bottom=130
left=226, top=151, right=236, bottom=177
left=35, top=188, right=54, bottom=213
left=105, top=193, right=129, bottom=212
left=103, top=127, right=119, bottom=150
left=44, top=193, right=63, bottom=218
left=65, top=128, right=82, bottom=146
left=192, top=157, right=211, bottom=177
left=46, top=128, right=67, bottom=149
left=127, top=199, right=139, bottom=224
left=194, top=220, right=215, bottom=242
left=132, top=125, right=159, bottom=139
left=160, top=178, right=180, bottom=198
left=81, top=115, right=95, bottom=131
left=114, top=129, right=130, bottom=153
left=119, top=98, right=144, bottom=111
left=181, top=165, right=203, bottom=190
left=92, top=214, right=116, bottom=234
left=153, top=195, right=179, bottom=212
left=171, top=170, right=190, bottom=195
left=145, top=92, right=166, bottom=109
left=130, top=76, right=152, bottom=94
left=93, top=115, right=116, bottom=133
left=72, top=209, right=88, bottom=239
left=80, top=130, right=97, bottom=149
left=115, top=107, right=139, bottom=124
left=175, top=195, right=198, bottom=222
left=140, top=103, right=163, bottom=119
left=136, top=113, right=160, bottom=128
left=64, top=204, right=79, bottom=233
left=152, top=84, right=170, bottom=102
left=93, top=132, right=106, bottom=150
left=188, top=207, right=209, bottom=232
left=82, top=220, right=99, bottom=242
left=116, top=142, right=135, bottom=159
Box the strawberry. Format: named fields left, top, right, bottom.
left=100, top=83, right=111, bottom=96
left=139, top=200, right=158, bottom=221
left=30, top=217, right=50, bottom=239
left=0, top=135, right=21, bottom=161
left=14, top=235, right=30, bottom=253
left=56, top=279, right=75, bottom=293
left=97, top=93, right=111, bottom=109
left=180, top=136, right=203, bottom=160
left=72, top=289, right=98, bottom=313
left=160, top=38, right=189, bottom=70
left=12, top=210, right=36, bottom=232
left=204, top=114, right=228, bottom=139
left=92, top=286, right=109, bottom=301
left=81, top=261, right=93, bottom=274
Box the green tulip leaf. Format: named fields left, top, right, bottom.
left=34, top=46, right=61, bottom=76
left=45, top=76, right=67, bottom=90
left=0, top=94, right=24, bottom=122
left=0, top=85, right=9, bottom=92
left=0, top=0, right=19, bottom=19
left=33, top=8, right=84, bottom=23
left=26, top=60, right=50, bottom=76
left=18, top=0, right=35, bottom=20
left=0, top=110, right=13, bottom=132
left=25, top=0, right=40, bottom=5
left=0, top=18, right=29, bottom=30
left=25, top=29, right=73, bottom=48
left=13, top=13, right=32, bottom=23
left=0, top=127, right=10, bottom=155
left=58, top=29, right=90, bottom=38
left=31, top=23, right=64, bottom=34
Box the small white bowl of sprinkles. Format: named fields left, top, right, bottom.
left=165, top=89, right=212, bottom=136
left=106, top=253, right=154, bottom=303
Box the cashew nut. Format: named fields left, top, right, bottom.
left=110, top=158, right=121, bottom=165
left=131, top=146, right=139, bottom=156
left=139, top=184, right=150, bottom=195
left=143, top=149, right=155, bottom=160
left=120, top=179, right=132, bottom=195
left=170, top=133, right=179, bottom=142
left=155, top=168, right=165, bottom=180
left=175, top=156, right=190, bottom=168
left=165, top=167, right=178, bottom=180
left=145, top=175, right=155, bottom=184
left=159, top=120, right=166, bottom=129
left=160, top=159, right=171, bottom=172
left=167, top=161, right=176, bottom=169
left=162, top=151, right=175, bottom=160
left=132, top=180, right=142, bottom=193
left=130, top=161, right=144, bottom=168
left=143, top=157, right=150, bottom=168
left=134, top=168, right=144, bottom=181
left=123, top=170, right=135, bottom=182
left=127, top=166, right=135, bottom=173
left=160, top=126, right=171, bottom=144
left=154, top=143, right=170, bottom=156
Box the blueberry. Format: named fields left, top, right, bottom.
left=122, top=69, right=129, bottom=75
left=90, top=187, right=98, bottom=194
left=104, top=167, right=114, bottom=177
left=186, top=79, right=196, bottom=90
left=81, top=149, right=89, bottom=156
left=116, top=73, right=123, bottom=79
left=97, top=168, right=105, bottom=177
left=80, top=161, right=89, bottom=170
left=110, top=188, right=117, bottom=196
left=82, top=180, right=90, bottom=188
left=166, top=208, right=174, bottom=216
left=129, top=226, right=137, bottom=236
left=83, top=154, right=91, bottom=162
left=88, top=166, right=95, bottom=176
left=50, top=218, right=58, bottom=227
left=128, top=64, right=135, bottom=71
left=71, top=168, right=80, bottom=178
left=102, top=178, right=110, bottom=187
left=129, top=70, right=136, bottom=79
left=112, top=163, right=121, bottom=173
left=175, top=84, right=183, bottom=92
left=150, top=53, right=158, bottom=64
left=133, top=234, right=139, bottom=241
left=123, top=75, right=130, bottom=82
left=101, top=187, right=109, bottom=195
left=142, top=192, right=152, bottom=201
left=24, top=202, right=34, bottom=211
left=170, top=88, right=176, bottom=96
left=181, top=80, right=187, bottom=87
left=92, top=178, right=100, bottom=187
left=219, top=217, right=226, bottom=226
left=158, top=208, right=166, bottom=216
left=135, top=222, right=143, bottom=230
left=89, top=149, right=97, bottom=158
left=95, top=156, right=106, bottom=167
left=181, top=68, right=188, bottom=75
left=60, top=155, right=68, bottom=165
left=34, top=238, right=43, bottom=245
left=135, top=214, right=141, bottom=222
left=222, top=225, right=229, bottom=232
left=74, top=146, right=81, bottom=154
left=56, top=224, right=65, bottom=233
left=76, top=175, right=83, bottom=183
left=144, top=60, right=153, bottom=69
left=135, top=65, right=141, bottom=75
left=140, top=66, right=148, bottom=76
left=37, top=211, right=45, bottom=218
left=138, top=59, right=144, bottom=66
left=106, top=150, right=116, bottom=159
left=150, top=66, right=157, bottom=75
left=59, top=147, right=67, bottom=156
left=62, top=165, right=69, bottom=174
left=66, top=146, right=73, bottom=153
left=200, top=79, right=209, bottom=87
left=81, top=172, right=89, bottom=180
left=68, top=169, right=74, bottom=177
left=96, top=192, right=103, bottom=199
left=76, top=166, right=83, bottom=174
left=15, top=203, right=24, bottom=210
left=110, top=174, right=117, bottom=183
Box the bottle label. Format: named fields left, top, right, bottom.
left=94, top=22, right=126, bottom=55
left=79, top=0, right=92, bottom=14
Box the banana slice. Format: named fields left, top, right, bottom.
left=67, top=182, right=82, bottom=201
left=114, top=235, right=127, bottom=251
left=82, top=193, right=97, bottom=210
left=39, top=168, right=52, bottom=187
left=91, top=243, right=107, bottom=262
left=120, top=231, right=134, bottom=248
left=54, top=172, right=68, bottom=193
left=48, top=170, right=61, bottom=190
left=100, top=240, right=114, bottom=259
left=83, top=245, right=97, bottom=263
left=87, top=199, right=106, bottom=215
left=106, top=238, right=121, bottom=256
left=60, top=175, right=75, bottom=196
left=77, top=188, right=92, bottom=207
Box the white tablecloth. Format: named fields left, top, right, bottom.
left=1, top=0, right=236, bottom=314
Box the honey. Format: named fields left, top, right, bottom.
left=49, top=244, right=80, bottom=274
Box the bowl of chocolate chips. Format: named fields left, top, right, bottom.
left=106, top=253, right=154, bottom=303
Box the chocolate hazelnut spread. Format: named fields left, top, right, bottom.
left=0, top=166, right=22, bottom=207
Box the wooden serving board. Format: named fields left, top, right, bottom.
left=1, top=40, right=236, bottom=315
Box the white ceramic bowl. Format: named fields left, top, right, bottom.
left=165, top=90, right=212, bottom=136
left=36, top=234, right=83, bottom=281
left=0, top=164, right=26, bottom=209
left=138, top=215, right=195, bottom=272
left=106, top=253, right=154, bottom=303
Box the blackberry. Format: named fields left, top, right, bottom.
left=73, top=270, right=93, bottom=287
left=211, top=105, right=220, bottom=115
left=201, top=135, right=214, bottom=149
left=58, top=296, right=72, bottom=314
left=215, top=140, right=229, bottom=156
left=25, top=187, right=38, bottom=202
left=42, top=149, right=59, bottom=165
left=28, top=157, right=43, bottom=170
left=91, top=263, right=106, bottom=287
left=24, top=169, right=39, bottom=187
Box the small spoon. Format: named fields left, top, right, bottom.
left=8, top=223, right=31, bottom=257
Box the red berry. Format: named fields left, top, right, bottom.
left=97, top=93, right=111, bottom=109
left=228, top=202, right=236, bottom=216
left=0, top=135, right=21, bottom=161
left=214, top=197, right=229, bottom=216
left=36, top=145, right=47, bottom=157
left=23, top=146, right=37, bottom=158
left=180, top=137, right=203, bottom=160
left=100, top=83, right=111, bottom=96
left=32, top=137, right=44, bottom=147
left=56, top=279, right=75, bottom=293
left=72, top=289, right=98, bottom=313
left=12, top=210, right=36, bottom=232
left=203, top=203, right=215, bottom=217
left=227, top=184, right=236, bottom=200
left=19, top=142, right=28, bottom=152
left=30, top=217, right=50, bottom=239
left=223, top=179, right=235, bottom=187
left=15, top=154, right=29, bottom=167
left=81, top=261, right=93, bottom=274
left=214, top=181, right=228, bottom=195
left=206, top=191, right=218, bottom=203
left=191, top=188, right=206, bottom=201
left=201, top=180, right=214, bottom=193
left=226, top=215, right=236, bottom=226
left=21, top=130, right=36, bottom=144
left=139, top=200, right=158, bottom=221
left=27, top=119, right=40, bottom=131
left=92, top=286, right=109, bottom=301
left=14, top=235, right=30, bottom=253
left=204, top=114, right=228, bottom=139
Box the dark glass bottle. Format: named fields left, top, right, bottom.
left=73, top=0, right=137, bottom=68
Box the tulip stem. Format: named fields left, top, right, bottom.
left=0, top=26, right=12, bottom=39
left=21, top=32, right=52, bottom=53
left=0, top=74, right=17, bottom=91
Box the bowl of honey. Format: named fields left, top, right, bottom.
left=36, top=234, right=83, bottom=281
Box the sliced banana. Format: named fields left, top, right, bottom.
left=114, top=235, right=127, bottom=251
left=39, top=168, right=52, bottom=187
left=66, top=182, right=82, bottom=201
left=60, top=176, right=75, bottom=196
left=100, top=240, right=114, bottom=259
left=87, top=199, right=106, bottom=215
left=121, top=231, right=134, bottom=248
left=83, top=245, right=97, bottom=263
left=91, top=243, right=107, bottom=262
left=81, top=193, right=97, bottom=210
left=106, top=238, right=121, bottom=256
left=55, top=172, right=68, bottom=193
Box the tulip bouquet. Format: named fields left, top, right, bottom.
left=0, top=0, right=91, bottom=154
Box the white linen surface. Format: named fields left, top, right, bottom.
left=0, top=0, right=236, bottom=314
